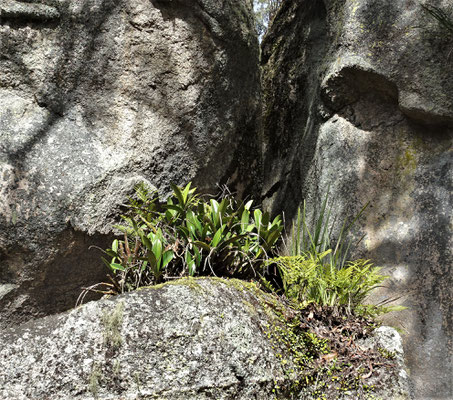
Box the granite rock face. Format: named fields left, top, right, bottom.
left=0, top=0, right=260, bottom=326
left=261, top=0, right=452, bottom=398
left=0, top=278, right=411, bottom=400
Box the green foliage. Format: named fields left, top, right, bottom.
left=270, top=192, right=403, bottom=317
left=288, top=192, right=368, bottom=270
left=271, top=253, right=387, bottom=314
left=100, top=182, right=283, bottom=293
left=254, top=0, right=283, bottom=37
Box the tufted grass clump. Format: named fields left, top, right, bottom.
left=265, top=191, right=405, bottom=318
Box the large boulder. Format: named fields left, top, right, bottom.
left=0, top=0, right=261, bottom=326
left=261, top=0, right=452, bottom=398
left=0, top=278, right=411, bottom=399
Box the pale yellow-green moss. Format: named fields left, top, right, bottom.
left=88, top=362, right=102, bottom=399
left=101, top=301, right=124, bottom=349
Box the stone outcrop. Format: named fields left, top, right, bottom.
left=0, top=0, right=261, bottom=326
left=261, top=0, right=452, bottom=398
left=0, top=278, right=411, bottom=400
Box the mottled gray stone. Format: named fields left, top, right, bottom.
left=357, top=327, right=413, bottom=400
left=261, top=0, right=452, bottom=398
left=0, top=278, right=410, bottom=400
left=0, top=0, right=260, bottom=326
left=0, top=0, right=60, bottom=22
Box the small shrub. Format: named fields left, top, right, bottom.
left=96, top=182, right=283, bottom=294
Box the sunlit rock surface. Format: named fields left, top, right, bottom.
left=0, top=279, right=411, bottom=400
left=261, top=0, right=452, bottom=398
left=0, top=0, right=260, bottom=326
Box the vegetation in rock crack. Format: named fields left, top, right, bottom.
left=270, top=302, right=400, bottom=399
left=248, top=278, right=400, bottom=399
left=271, top=253, right=387, bottom=314
left=259, top=192, right=404, bottom=397
left=82, top=184, right=400, bottom=320
left=84, top=182, right=283, bottom=296
left=79, top=184, right=405, bottom=399
left=286, top=191, right=369, bottom=267
left=263, top=192, right=403, bottom=318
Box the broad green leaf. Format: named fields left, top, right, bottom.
left=263, top=230, right=281, bottom=249
left=141, top=233, right=153, bottom=252
left=164, top=204, right=184, bottom=214
left=110, top=262, right=126, bottom=271
left=221, top=234, right=246, bottom=248
left=182, top=182, right=193, bottom=203
left=147, top=252, right=157, bottom=269
left=112, top=239, right=119, bottom=252
left=241, top=210, right=250, bottom=232
left=218, top=198, right=228, bottom=215
left=162, top=250, right=174, bottom=268
left=152, top=237, right=163, bottom=264
left=187, top=210, right=203, bottom=234
left=193, top=241, right=211, bottom=251
left=211, top=226, right=225, bottom=247
left=102, top=257, right=114, bottom=271
left=170, top=183, right=185, bottom=207
left=254, top=209, right=262, bottom=231
left=262, top=211, right=270, bottom=228
left=185, top=251, right=195, bottom=276
left=193, top=245, right=202, bottom=267
left=105, top=249, right=119, bottom=258
left=210, top=199, right=221, bottom=227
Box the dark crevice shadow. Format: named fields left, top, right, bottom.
left=261, top=0, right=328, bottom=221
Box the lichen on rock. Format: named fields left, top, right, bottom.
left=0, top=278, right=411, bottom=399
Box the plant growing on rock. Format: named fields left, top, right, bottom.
left=88, top=182, right=283, bottom=295
left=270, top=252, right=387, bottom=314
left=267, top=193, right=403, bottom=317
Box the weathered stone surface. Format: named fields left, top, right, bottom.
left=0, top=0, right=261, bottom=326
left=0, top=278, right=410, bottom=400
left=358, top=326, right=413, bottom=400
left=261, top=0, right=452, bottom=398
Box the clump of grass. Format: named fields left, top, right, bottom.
left=271, top=252, right=386, bottom=314
left=287, top=191, right=368, bottom=268
left=266, top=191, right=403, bottom=317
